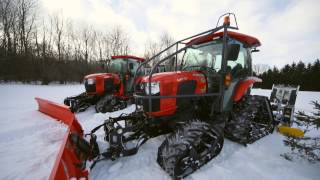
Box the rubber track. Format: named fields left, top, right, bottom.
left=157, top=120, right=224, bottom=179
left=225, top=95, right=274, bottom=144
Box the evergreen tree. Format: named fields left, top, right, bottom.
left=281, top=101, right=320, bottom=162
left=256, top=59, right=320, bottom=91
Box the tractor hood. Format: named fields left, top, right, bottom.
left=141, top=71, right=208, bottom=83
left=140, top=71, right=207, bottom=95
left=84, top=73, right=121, bottom=95
left=140, top=71, right=183, bottom=82
left=138, top=71, right=207, bottom=117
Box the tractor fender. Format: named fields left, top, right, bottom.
left=232, top=77, right=262, bottom=102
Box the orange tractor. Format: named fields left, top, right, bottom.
left=64, top=55, right=145, bottom=113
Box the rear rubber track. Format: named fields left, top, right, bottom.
left=225, top=95, right=275, bottom=145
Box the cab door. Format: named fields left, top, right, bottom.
left=124, top=59, right=140, bottom=94
left=222, top=42, right=251, bottom=111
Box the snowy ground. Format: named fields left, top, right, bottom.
left=0, top=84, right=319, bottom=180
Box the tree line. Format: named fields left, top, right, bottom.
left=1, top=0, right=318, bottom=90
left=0, top=0, right=132, bottom=84
left=0, top=0, right=175, bottom=84
left=254, top=59, right=320, bottom=91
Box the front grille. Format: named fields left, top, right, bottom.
left=207, top=74, right=220, bottom=93
left=104, top=78, right=114, bottom=93
left=136, top=92, right=160, bottom=112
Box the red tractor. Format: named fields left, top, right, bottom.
left=76, top=13, right=274, bottom=178
left=36, top=13, right=276, bottom=179
left=64, top=55, right=145, bottom=113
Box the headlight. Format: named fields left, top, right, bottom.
left=87, top=78, right=95, bottom=85
left=145, top=82, right=160, bottom=95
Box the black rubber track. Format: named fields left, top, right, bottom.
left=95, top=95, right=127, bottom=113
left=64, top=92, right=95, bottom=113
left=157, top=120, right=224, bottom=179
left=224, top=95, right=275, bottom=145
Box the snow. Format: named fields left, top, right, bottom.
left=0, top=85, right=81, bottom=179
left=0, top=84, right=319, bottom=180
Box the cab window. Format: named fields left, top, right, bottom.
left=227, top=40, right=249, bottom=76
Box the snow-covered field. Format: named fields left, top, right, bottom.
left=0, top=84, right=319, bottom=180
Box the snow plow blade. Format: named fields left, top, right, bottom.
left=35, top=98, right=88, bottom=180
left=277, top=125, right=304, bottom=138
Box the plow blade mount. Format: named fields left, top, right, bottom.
left=35, top=98, right=88, bottom=180
left=277, top=125, right=304, bottom=138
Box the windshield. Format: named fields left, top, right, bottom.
left=181, top=38, right=249, bottom=73
left=181, top=40, right=223, bottom=71
left=109, top=59, right=126, bottom=74
left=108, top=58, right=141, bottom=75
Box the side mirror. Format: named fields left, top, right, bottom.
left=226, top=44, right=240, bottom=61
left=129, top=63, right=134, bottom=70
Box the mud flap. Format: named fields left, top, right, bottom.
left=35, top=98, right=88, bottom=180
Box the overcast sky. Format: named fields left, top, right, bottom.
left=40, top=0, right=320, bottom=67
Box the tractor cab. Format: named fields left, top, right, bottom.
left=181, top=31, right=260, bottom=110
left=181, top=37, right=252, bottom=91
left=108, top=55, right=145, bottom=94
left=135, top=29, right=261, bottom=117
left=65, top=55, right=145, bottom=113
left=183, top=31, right=260, bottom=77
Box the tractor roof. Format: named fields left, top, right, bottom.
left=186, top=31, right=261, bottom=47
left=111, top=55, right=145, bottom=62
left=84, top=73, right=113, bottom=79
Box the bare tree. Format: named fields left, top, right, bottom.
left=11, top=7, right=18, bottom=55
left=33, top=25, right=39, bottom=57
left=253, top=64, right=270, bottom=75
left=95, top=30, right=112, bottom=61
left=0, top=0, right=138, bottom=83
left=0, top=0, right=16, bottom=55
left=144, top=31, right=175, bottom=67
left=53, top=12, right=64, bottom=61
left=159, top=32, right=175, bottom=55
left=108, top=26, right=130, bottom=57
left=144, top=40, right=161, bottom=63
left=90, top=28, right=98, bottom=61
left=95, top=30, right=104, bottom=61
left=74, top=29, right=82, bottom=61
left=40, top=18, right=47, bottom=58
left=160, top=32, right=175, bottom=70
left=81, top=25, right=92, bottom=62
left=46, top=16, right=54, bottom=58
left=17, top=0, right=37, bottom=55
